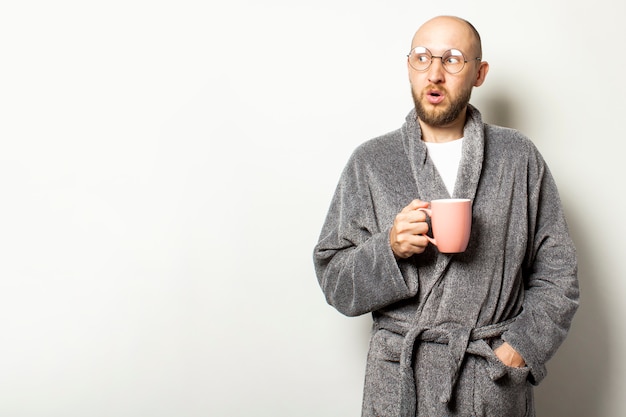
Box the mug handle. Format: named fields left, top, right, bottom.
left=417, top=207, right=437, bottom=247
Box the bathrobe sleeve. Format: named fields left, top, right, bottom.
left=502, top=151, right=579, bottom=385
left=313, top=149, right=419, bottom=317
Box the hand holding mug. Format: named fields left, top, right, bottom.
left=390, top=199, right=431, bottom=259
left=417, top=198, right=472, bottom=253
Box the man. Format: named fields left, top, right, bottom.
left=313, top=16, right=579, bottom=417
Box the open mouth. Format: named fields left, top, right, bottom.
left=426, top=89, right=445, bottom=104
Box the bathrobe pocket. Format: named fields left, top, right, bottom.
left=362, top=329, right=403, bottom=417
left=472, top=340, right=533, bottom=416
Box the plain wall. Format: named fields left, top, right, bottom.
left=1, top=1, right=623, bottom=416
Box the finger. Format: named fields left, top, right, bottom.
left=392, top=234, right=429, bottom=258
left=402, top=234, right=431, bottom=255
left=408, top=199, right=430, bottom=210
left=402, top=209, right=430, bottom=224
left=400, top=199, right=429, bottom=213
left=391, top=222, right=429, bottom=247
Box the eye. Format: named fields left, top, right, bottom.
left=416, top=54, right=430, bottom=64
left=445, top=49, right=465, bottom=61
left=442, top=49, right=466, bottom=70
left=408, top=47, right=434, bottom=71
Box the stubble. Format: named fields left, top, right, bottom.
left=412, top=85, right=473, bottom=127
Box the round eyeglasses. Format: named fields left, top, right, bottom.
left=407, top=46, right=481, bottom=74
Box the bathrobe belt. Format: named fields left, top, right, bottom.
left=379, top=318, right=516, bottom=417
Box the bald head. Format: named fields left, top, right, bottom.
left=411, top=16, right=482, bottom=59
left=407, top=15, right=489, bottom=132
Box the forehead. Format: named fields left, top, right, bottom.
left=411, top=17, right=476, bottom=54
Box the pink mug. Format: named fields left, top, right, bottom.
left=418, top=198, right=472, bottom=253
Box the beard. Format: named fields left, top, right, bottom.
left=412, top=84, right=473, bottom=127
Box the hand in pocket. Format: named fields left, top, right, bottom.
left=494, top=342, right=526, bottom=368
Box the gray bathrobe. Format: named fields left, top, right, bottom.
left=313, top=105, right=579, bottom=417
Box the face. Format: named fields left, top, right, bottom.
left=408, top=17, right=489, bottom=128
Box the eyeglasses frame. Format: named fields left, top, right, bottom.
left=407, top=47, right=482, bottom=74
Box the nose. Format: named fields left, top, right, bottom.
left=427, top=57, right=445, bottom=83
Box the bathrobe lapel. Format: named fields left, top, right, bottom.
left=402, top=105, right=484, bottom=202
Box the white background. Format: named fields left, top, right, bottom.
left=1, top=1, right=623, bottom=416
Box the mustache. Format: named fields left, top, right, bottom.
left=423, top=85, right=448, bottom=95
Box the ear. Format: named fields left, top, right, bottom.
left=473, top=61, right=489, bottom=87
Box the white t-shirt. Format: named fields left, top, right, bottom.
left=424, top=138, right=464, bottom=196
